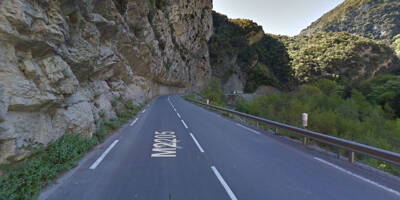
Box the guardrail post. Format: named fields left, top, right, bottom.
left=274, top=128, right=279, bottom=135
left=303, top=137, right=308, bottom=145
left=302, top=113, right=308, bottom=145
left=348, top=151, right=355, bottom=164
left=256, top=121, right=259, bottom=128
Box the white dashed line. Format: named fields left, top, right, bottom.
left=314, top=157, right=400, bottom=197
left=141, top=109, right=146, bottom=114
left=190, top=133, right=204, bottom=153
left=130, top=118, right=138, bottom=126
left=177, top=112, right=181, bottom=118
left=211, top=166, right=238, bottom=200
left=181, top=120, right=188, bottom=129
left=89, top=140, right=119, bottom=170
left=236, top=123, right=260, bottom=135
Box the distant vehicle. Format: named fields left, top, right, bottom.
left=231, top=90, right=243, bottom=95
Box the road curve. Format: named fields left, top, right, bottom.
left=40, top=95, right=400, bottom=200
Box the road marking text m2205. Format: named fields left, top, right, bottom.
left=151, top=131, right=179, bottom=158
left=151, top=148, right=176, bottom=157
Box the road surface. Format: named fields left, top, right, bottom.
left=40, top=95, right=400, bottom=200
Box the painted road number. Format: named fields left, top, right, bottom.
left=151, top=131, right=179, bottom=158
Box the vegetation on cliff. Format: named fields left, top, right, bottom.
left=392, top=34, right=400, bottom=56
left=280, top=32, right=400, bottom=84
left=301, top=0, right=400, bottom=42
left=208, top=12, right=292, bottom=93
left=239, top=34, right=292, bottom=92
left=208, top=11, right=258, bottom=78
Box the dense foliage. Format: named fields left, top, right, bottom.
left=208, top=12, right=292, bottom=92
left=280, top=32, right=400, bottom=84
left=200, top=79, right=225, bottom=106
left=360, top=75, right=400, bottom=117
left=301, top=0, right=400, bottom=42
left=239, top=34, right=292, bottom=92
left=234, top=78, right=400, bottom=175
left=392, top=34, right=400, bottom=56
left=0, top=102, right=145, bottom=200
left=208, top=12, right=257, bottom=78
left=113, top=0, right=128, bottom=15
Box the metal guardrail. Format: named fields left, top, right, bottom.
left=186, top=98, right=400, bottom=166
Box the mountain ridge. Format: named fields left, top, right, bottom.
left=301, top=0, right=400, bottom=42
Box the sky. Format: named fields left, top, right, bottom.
left=213, top=0, right=344, bottom=36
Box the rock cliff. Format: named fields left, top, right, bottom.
left=0, top=0, right=213, bottom=164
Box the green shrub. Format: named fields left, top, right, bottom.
left=111, top=98, right=119, bottom=107
left=359, top=75, right=400, bottom=117
left=98, top=111, right=105, bottom=118
left=113, top=0, right=128, bottom=15
left=243, top=63, right=279, bottom=93
left=164, top=60, right=172, bottom=70
left=392, top=34, right=400, bottom=56
left=239, top=34, right=292, bottom=91
left=200, top=79, right=225, bottom=106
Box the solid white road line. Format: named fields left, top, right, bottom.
left=89, top=140, right=119, bottom=170
left=130, top=118, right=138, bottom=126
left=190, top=133, right=205, bottom=153
left=211, top=166, right=238, bottom=200
left=236, top=123, right=260, bottom=135
left=177, top=112, right=181, bottom=118
left=181, top=120, right=188, bottom=129
left=314, top=157, right=400, bottom=197
left=141, top=109, right=146, bottom=114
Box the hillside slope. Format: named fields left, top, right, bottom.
left=0, top=0, right=213, bottom=164
left=281, top=32, right=400, bottom=84
left=301, top=0, right=400, bottom=42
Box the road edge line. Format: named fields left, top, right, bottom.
left=314, top=157, right=400, bottom=197
left=236, top=123, right=260, bottom=135
left=130, top=118, right=138, bottom=126
left=89, top=140, right=119, bottom=170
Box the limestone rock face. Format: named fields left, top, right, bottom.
left=0, top=0, right=213, bottom=164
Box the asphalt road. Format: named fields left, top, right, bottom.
left=40, top=95, right=400, bottom=200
